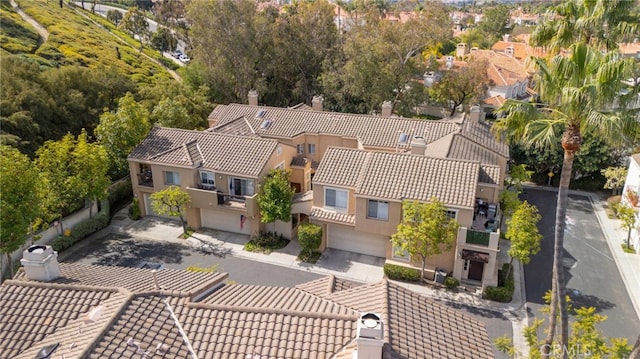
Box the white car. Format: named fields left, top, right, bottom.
left=178, top=54, right=190, bottom=63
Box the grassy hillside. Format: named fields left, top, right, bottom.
left=6, top=0, right=172, bottom=84
left=0, top=2, right=39, bottom=55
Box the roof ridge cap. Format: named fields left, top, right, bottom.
left=2, top=279, right=123, bottom=293
left=187, top=302, right=359, bottom=320
left=79, top=291, right=134, bottom=358
left=354, top=151, right=372, bottom=192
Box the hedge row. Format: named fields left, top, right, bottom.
left=51, top=201, right=110, bottom=252
left=383, top=263, right=421, bottom=282
left=484, top=263, right=514, bottom=303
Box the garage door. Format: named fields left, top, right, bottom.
left=143, top=193, right=173, bottom=219
left=328, top=224, right=388, bottom=257
left=201, top=208, right=252, bottom=235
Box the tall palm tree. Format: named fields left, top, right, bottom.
left=493, top=42, right=637, bottom=356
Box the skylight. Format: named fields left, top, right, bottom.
left=255, top=109, right=267, bottom=118
left=398, top=133, right=409, bottom=144
left=260, top=119, right=273, bottom=130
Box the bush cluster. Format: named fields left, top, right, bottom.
left=383, top=264, right=421, bottom=282
left=51, top=201, right=110, bottom=251
left=244, top=231, right=289, bottom=254
left=484, top=263, right=514, bottom=302
left=444, top=276, right=460, bottom=289
left=297, top=223, right=322, bottom=256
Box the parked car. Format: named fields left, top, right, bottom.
left=171, top=50, right=183, bottom=59
left=178, top=54, right=190, bottom=63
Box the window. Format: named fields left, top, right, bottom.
left=367, top=200, right=389, bottom=220
left=230, top=177, right=255, bottom=197
left=164, top=171, right=180, bottom=185
left=325, top=188, right=348, bottom=211
left=446, top=210, right=457, bottom=219
left=259, top=119, right=273, bottom=129
left=200, top=171, right=215, bottom=189
left=296, top=144, right=304, bottom=154
left=255, top=109, right=266, bottom=118
left=398, top=133, right=409, bottom=144
left=392, top=245, right=410, bottom=261
left=308, top=143, right=316, bottom=154
left=275, top=162, right=285, bottom=170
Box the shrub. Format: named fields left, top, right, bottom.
left=444, top=276, right=460, bottom=290
left=244, top=231, right=289, bottom=254
left=383, top=264, right=421, bottom=282
left=297, top=250, right=322, bottom=263
left=107, top=177, right=133, bottom=214
left=484, top=263, right=514, bottom=302
left=51, top=202, right=110, bottom=251
left=129, top=198, right=142, bottom=220
left=607, top=196, right=622, bottom=217
left=298, top=223, right=322, bottom=256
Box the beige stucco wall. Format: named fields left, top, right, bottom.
left=354, top=198, right=402, bottom=236
left=312, top=184, right=356, bottom=214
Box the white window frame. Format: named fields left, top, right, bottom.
left=324, top=187, right=348, bottom=212
left=367, top=200, right=389, bottom=221
left=164, top=171, right=180, bottom=185
left=296, top=144, right=304, bottom=154
left=229, top=177, right=255, bottom=197
left=308, top=143, right=316, bottom=154
left=392, top=245, right=410, bottom=261
left=199, top=171, right=215, bottom=188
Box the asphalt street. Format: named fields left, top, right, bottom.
left=61, top=233, right=511, bottom=357
left=522, top=189, right=640, bottom=343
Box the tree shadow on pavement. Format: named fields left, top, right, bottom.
left=567, top=288, right=615, bottom=313
left=63, top=234, right=188, bottom=268
left=189, top=235, right=233, bottom=258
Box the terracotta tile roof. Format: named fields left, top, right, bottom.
left=295, top=275, right=357, bottom=296
left=447, top=134, right=500, bottom=165
left=327, top=280, right=494, bottom=359
left=461, top=119, right=509, bottom=158
left=198, top=283, right=355, bottom=315
left=13, top=263, right=228, bottom=296
left=0, top=280, right=121, bottom=358
left=290, top=156, right=308, bottom=167
left=480, top=164, right=502, bottom=185
left=310, top=207, right=356, bottom=225
left=210, top=104, right=461, bottom=149
left=3, top=262, right=494, bottom=359
left=315, top=147, right=480, bottom=208
left=471, top=50, right=531, bottom=86
left=128, top=126, right=279, bottom=177
left=484, top=94, right=506, bottom=108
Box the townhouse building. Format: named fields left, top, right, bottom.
left=129, top=96, right=509, bottom=286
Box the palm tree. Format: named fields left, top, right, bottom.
left=493, top=42, right=637, bottom=356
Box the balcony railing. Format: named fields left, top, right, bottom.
left=137, top=173, right=153, bottom=187
left=466, top=230, right=491, bottom=246
left=196, top=183, right=216, bottom=191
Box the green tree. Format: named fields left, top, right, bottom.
left=429, top=59, right=489, bottom=116
left=499, top=189, right=521, bottom=227
left=476, top=5, right=511, bottom=44
left=494, top=42, right=637, bottom=354
left=0, top=146, right=40, bottom=279
left=95, top=93, right=151, bottom=179
left=71, top=130, right=110, bottom=216
left=118, top=7, right=150, bottom=50
left=617, top=204, right=636, bottom=250
left=106, top=9, right=123, bottom=25
left=150, top=186, right=191, bottom=234
left=506, top=164, right=533, bottom=193
left=35, top=133, right=84, bottom=226
left=150, top=27, right=177, bottom=53
left=257, top=169, right=295, bottom=225
left=151, top=98, right=193, bottom=129
left=601, top=167, right=628, bottom=196
left=504, top=201, right=542, bottom=279
left=298, top=223, right=322, bottom=256
left=391, top=198, right=459, bottom=282
left=322, top=2, right=452, bottom=114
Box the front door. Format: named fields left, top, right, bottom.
left=468, top=261, right=485, bottom=281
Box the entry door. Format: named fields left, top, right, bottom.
left=468, top=261, right=485, bottom=281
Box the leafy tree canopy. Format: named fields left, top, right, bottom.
left=150, top=186, right=191, bottom=234
left=257, top=169, right=295, bottom=224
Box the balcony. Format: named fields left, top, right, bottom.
left=466, top=230, right=491, bottom=246
left=137, top=173, right=153, bottom=187
left=186, top=188, right=258, bottom=216
left=196, top=183, right=216, bottom=191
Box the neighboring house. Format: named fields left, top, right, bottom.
left=622, top=153, right=640, bottom=253
left=131, top=94, right=508, bottom=286
left=1, top=245, right=495, bottom=358
left=128, top=126, right=296, bottom=238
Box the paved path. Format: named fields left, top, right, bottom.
left=10, top=0, right=49, bottom=42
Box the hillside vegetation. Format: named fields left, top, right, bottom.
left=0, top=2, right=39, bottom=55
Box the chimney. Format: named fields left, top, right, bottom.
left=410, top=136, right=426, bottom=155
left=470, top=104, right=481, bottom=122
left=381, top=101, right=393, bottom=117
left=248, top=90, right=258, bottom=106
left=20, top=245, right=61, bottom=282
left=503, top=34, right=511, bottom=42
left=456, top=43, right=467, bottom=58
left=312, top=95, right=324, bottom=111
left=356, top=313, right=384, bottom=359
